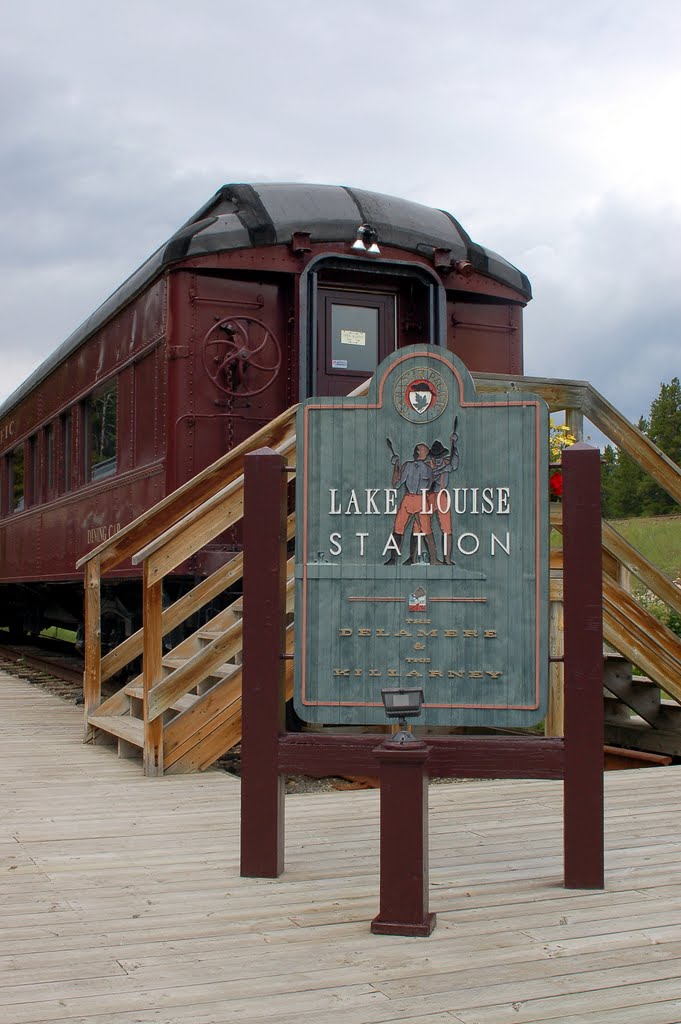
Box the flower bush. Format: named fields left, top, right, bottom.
left=549, top=419, right=576, bottom=500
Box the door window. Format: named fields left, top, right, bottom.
left=317, top=288, right=395, bottom=396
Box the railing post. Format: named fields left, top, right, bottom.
left=240, top=447, right=287, bottom=878
left=562, top=442, right=604, bottom=888
left=83, top=556, right=102, bottom=742
left=565, top=407, right=584, bottom=443
left=545, top=590, right=564, bottom=737
left=143, top=560, right=164, bottom=777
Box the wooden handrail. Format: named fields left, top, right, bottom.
left=76, top=403, right=299, bottom=573
left=147, top=574, right=296, bottom=722
left=473, top=373, right=681, bottom=505
left=100, top=512, right=297, bottom=683
left=133, top=438, right=296, bottom=586
left=77, top=377, right=371, bottom=577
left=601, top=521, right=681, bottom=619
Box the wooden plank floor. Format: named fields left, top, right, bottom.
left=3, top=669, right=681, bottom=1024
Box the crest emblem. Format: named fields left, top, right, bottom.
left=393, top=366, right=448, bottom=423
left=406, top=379, right=436, bottom=414
left=408, top=587, right=427, bottom=612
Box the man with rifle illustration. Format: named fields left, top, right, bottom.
left=384, top=415, right=459, bottom=566
left=384, top=438, right=441, bottom=566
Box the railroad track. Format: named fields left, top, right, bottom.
left=0, top=641, right=84, bottom=690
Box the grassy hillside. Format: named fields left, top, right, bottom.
left=607, top=514, right=681, bottom=581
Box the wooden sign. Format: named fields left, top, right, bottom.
left=294, top=346, right=549, bottom=727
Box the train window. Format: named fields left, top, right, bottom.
left=28, top=435, right=39, bottom=506
left=330, top=304, right=379, bottom=373
left=86, top=382, right=117, bottom=482
left=45, top=423, right=55, bottom=497
left=61, top=412, right=72, bottom=492
left=11, top=446, right=24, bottom=512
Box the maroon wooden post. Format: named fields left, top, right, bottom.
left=371, top=741, right=436, bottom=936
left=562, top=442, right=604, bottom=888
left=240, top=447, right=287, bottom=878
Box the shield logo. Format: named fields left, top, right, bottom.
left=408, top=587, right=427, bottom=612
left=406, top=379, right=436, bottom=414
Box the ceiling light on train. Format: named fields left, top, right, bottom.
left=352, top=223, right=381, bottom=255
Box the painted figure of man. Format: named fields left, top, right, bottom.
left=384, top=443, right=442, bottom=565
left=426, top=438, right=458, bottom=564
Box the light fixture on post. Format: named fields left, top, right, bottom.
left=351, top=223, right=381, bottom=255
left=380, top=687, right=424, bottom=743
left=373, top=685, right=435, bottom=935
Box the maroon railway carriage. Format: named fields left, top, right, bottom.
left=0, top=183, right=531, bottom=644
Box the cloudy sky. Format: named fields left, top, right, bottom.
left=1, top=0, right=679, bottom=429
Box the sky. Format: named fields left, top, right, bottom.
left=1, top=0, right=679, bottom=432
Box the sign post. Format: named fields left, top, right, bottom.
left=240, top=347, right=603, bottom=933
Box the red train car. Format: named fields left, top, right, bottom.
left=0, top=183, right=531, bottom=643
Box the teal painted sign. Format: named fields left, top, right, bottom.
left=294, top=346, right=549, bottom=727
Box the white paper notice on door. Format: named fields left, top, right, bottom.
left=340, top=330, right=366, bottom=346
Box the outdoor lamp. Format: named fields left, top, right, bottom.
left=351, top=223, right=381, bottom=254
left=381, top=687, right=424, bottom=743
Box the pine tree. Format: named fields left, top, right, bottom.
left=639, top=377, right=681, bottom=515
left=600, top=380, right=681, bottom=520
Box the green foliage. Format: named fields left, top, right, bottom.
left=611, top=514, right=681, bottom=581
left=635, top=587, right=681, bottom=641
left=601, top=378, right=681, bottom=519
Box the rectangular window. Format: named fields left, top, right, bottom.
left=29, top=435, right=39, bottom=506
left=12, top=446, right=24, bottom=512
left=62, top=412, right=72, bottom=492
left=86, top=381, right=117, bottom=482
left=45, top=423, right=55, bottom=496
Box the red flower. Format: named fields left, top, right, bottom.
left=549, top=471, right=563, bottom=499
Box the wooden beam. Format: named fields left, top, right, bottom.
left=142, top=563, right=164, bottom=777
left=83, top=557, right=101, bottom=743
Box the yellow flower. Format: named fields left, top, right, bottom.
left=549, top=417, right=576, bottom=462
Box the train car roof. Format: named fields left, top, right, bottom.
left=0, top=183, right=531, bottom=419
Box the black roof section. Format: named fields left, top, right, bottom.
left=0, top=183, right=531, bottom=419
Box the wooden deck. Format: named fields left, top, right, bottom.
left=3, top=670, right=681, bottom=1024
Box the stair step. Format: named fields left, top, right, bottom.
left=605, top=719, right=681, bottom=758
left=124, top=684, right=198, bottom=713
left=159, top=657, right=240, bottom=681
left=87, top=715, right=144, bottom=747
left=605, top=703, right=681, bottom=728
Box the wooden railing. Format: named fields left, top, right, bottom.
left=486, top=373, right=681, bottom=736
left=79, top=372, right=681, bottom=773
left=77, top=404, right=298, bottom=760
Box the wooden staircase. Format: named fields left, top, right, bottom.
left=79, top=373, right=681, bottom=775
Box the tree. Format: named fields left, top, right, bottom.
left=600, top=380, right=681, bottom=519
left=639, top=377, right=681, bottom=515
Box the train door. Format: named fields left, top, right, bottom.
left=316, top=288, right=396, bottom=396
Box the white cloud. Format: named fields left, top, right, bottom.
left=1, top=0, right=679, bottom=429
